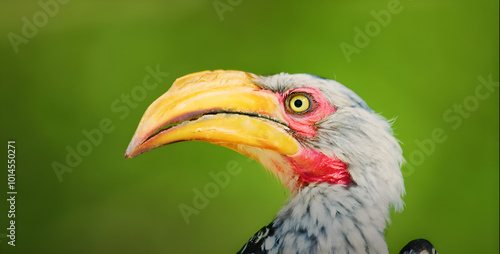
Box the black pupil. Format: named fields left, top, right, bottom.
left=294, top=99, right=303, bottom=108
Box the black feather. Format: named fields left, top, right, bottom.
left=237, top=223, right=276, bottom=254
left=399, top=239, right=437, bottom=254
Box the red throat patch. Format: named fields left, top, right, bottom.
left=286, top=148, right=352, bottom=188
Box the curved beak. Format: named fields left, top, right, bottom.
left=124, top=70, right=300, bottom=158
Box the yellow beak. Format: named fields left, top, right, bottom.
left=124, top=70, right=300, bottom=158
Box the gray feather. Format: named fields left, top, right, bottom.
left=237, top=73, right=406, bottom=253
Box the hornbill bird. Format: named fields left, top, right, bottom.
left=125, top=70, right=437, bottom=254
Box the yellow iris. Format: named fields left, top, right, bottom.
left=289, top=94, right=310, bottom=113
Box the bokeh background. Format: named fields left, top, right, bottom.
left=0, top=0, right=498, bottom=253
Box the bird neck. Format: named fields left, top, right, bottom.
left=271, top=183, right=390, bottom=254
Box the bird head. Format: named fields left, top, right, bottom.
left=125, top=70, right=404, bottom=210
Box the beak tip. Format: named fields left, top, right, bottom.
left=125, top=139, right=139, bottom=159
left=124, top=149, right=140, bottom=159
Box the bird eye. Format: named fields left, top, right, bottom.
left=288, top=94, right=310, bottom=113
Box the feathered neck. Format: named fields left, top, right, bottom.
left=269, top=183, right=390, bottom=254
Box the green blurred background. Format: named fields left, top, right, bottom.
left=0, top=0, right=498, bottom=253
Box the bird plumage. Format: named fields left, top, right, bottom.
left=125, top=70, right=436, bottom=254
left=238, top=183, right=390, bottom=253
left=399, top=239, right=437, bottom=254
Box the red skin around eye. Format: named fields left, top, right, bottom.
left=276, top=87, right=336, bottom=138
left=275, top=87, right=351, bottom=188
